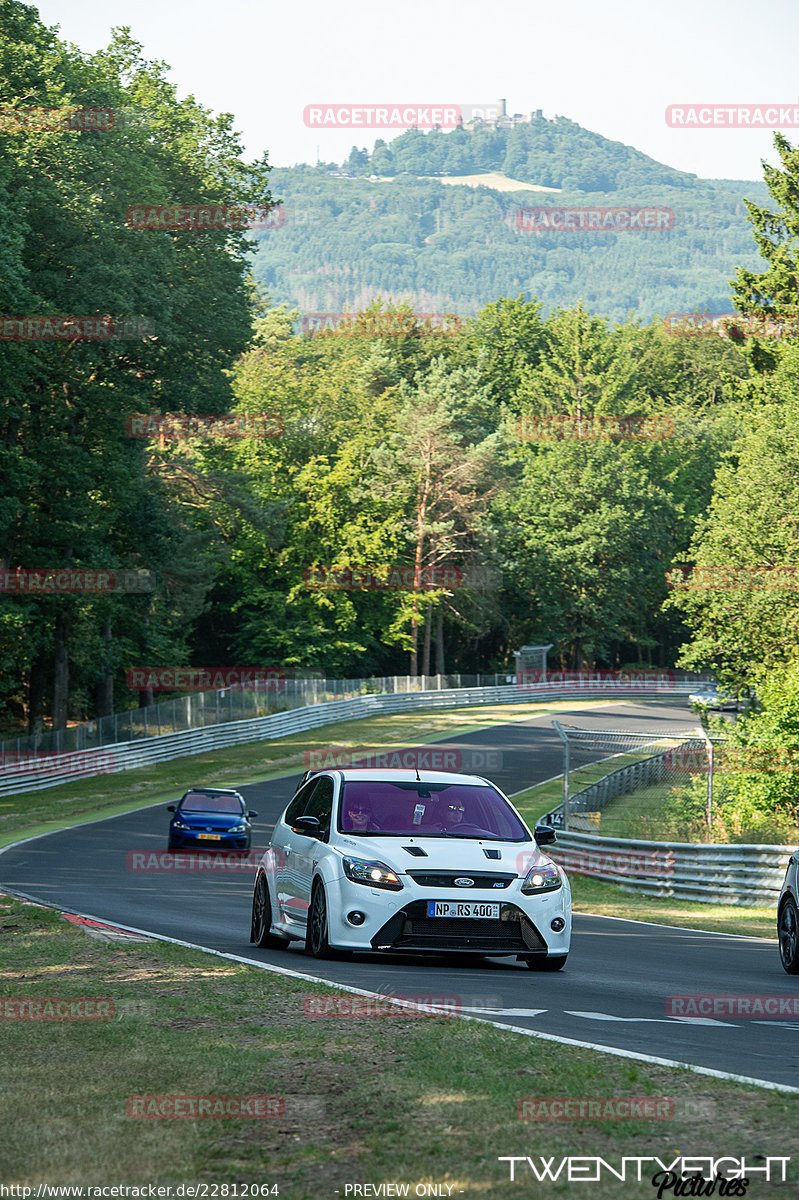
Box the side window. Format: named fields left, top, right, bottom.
left=283, top=781, right=315, bottom=828
left=303, top=776, right=334, bottom=842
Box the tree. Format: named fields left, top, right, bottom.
left=668, top=347, right=799, bottom=690
left=367, top=358, right=499, bottom=674
left=0, top=6, right=276, bottom=732
left=733, top=131, right=799, bottom=372
left=495, top=440, right=676, bottom=669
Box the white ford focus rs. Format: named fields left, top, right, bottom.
left=250, top=768, right=572, bottom=970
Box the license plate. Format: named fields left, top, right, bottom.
left=196, top=832, right=221, bottom=841
left=427, top=901, right=500, bottom=919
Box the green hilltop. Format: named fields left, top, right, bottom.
left=252, top=116, right=769, bottom=323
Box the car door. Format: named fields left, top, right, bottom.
left=291, top=775, right=335, bottom=921
left=271, top=782, right=316, bottom=929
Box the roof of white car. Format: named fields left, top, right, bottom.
left=323, top=768, right=488, bottom=785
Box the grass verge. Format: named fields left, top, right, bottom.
left=569, top=875, right=777, bottom=940
left=0, top=894, right=795, bottom=1197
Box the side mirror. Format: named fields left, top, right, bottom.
left=167, top=805, right=176, bottom=812
left=534, top=823, right=556, bottom=846
left=247, top=811, right=258, bottom=819
left=292, top=815, right=321, bottom=837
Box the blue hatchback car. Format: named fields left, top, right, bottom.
left=167, top=788, right=257, bottom=851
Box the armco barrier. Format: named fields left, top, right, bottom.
left=0, top=684, right=695, bottom=798
left=548, top=830, right=793, bottom=906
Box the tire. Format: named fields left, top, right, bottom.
left=306, top=879, right=333, bottom=959
left=250, top=873, right=289, bottom=949
left=778, top=897, right=799, bottom=974
left=525, top=954, right=567, bottom=972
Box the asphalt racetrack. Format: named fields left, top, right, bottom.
left=3, top=699, right=798, bottom=1089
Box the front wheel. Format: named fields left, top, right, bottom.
left=779, top=897, right=799, bottom=974
left=306, top=880, right=333, bottom=959
left=525, top=954, right=567, bottom=972
left=250, top=874, right=289, bottom=949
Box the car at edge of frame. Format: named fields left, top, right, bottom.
left=688, top=684, right=741, bottom=712
left=778, top=850, right=799, bottom=974
left=249, top=767, right=571, bottom=970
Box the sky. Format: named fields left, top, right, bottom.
left=27, top=0, right=799, bottom=182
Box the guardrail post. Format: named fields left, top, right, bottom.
left=553, top=719, right=570, bottom=831
left=704, top=731, right=714, bottom=833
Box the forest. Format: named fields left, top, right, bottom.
left=250, top=128, right=770, bottom=324
left=4, top=0, right=799, bottom=840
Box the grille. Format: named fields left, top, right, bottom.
left=372, top=902, right=546, bottom=954
left=407, top=871, right=515, bottom=889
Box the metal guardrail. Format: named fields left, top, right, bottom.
left=0, top=672, right=516, bottom=759
left=548, top=830, right=793, bottom=906
left=0, top=684, right=696, bottom=798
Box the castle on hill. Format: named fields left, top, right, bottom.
left=466, top=99, right=549, bottom=129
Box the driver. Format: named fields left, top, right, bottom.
left=343, top=798, right=374, bottom=832
left=439, top=801, right=466, bottom=830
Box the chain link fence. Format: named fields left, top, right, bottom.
left=544, top=722, right=710, bottom=835
left=544, top=719, right=799, bottom=846
left=0, top=673, right=519, bottom=760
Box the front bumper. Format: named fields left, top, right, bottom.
left=169, top=829, right=250, bottom=850
left=320, top=872, right=572, bottom=957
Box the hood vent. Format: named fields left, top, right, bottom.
left=483, top=848, right=501, bottom=860
left=402, top=845, right=428, bottom=857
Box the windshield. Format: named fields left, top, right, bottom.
left=179, top=792, right=244, bottom=814
left=338, top=781, right=529, bottom=840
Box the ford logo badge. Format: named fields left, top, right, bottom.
left=454, top=877, right=474, bottom=887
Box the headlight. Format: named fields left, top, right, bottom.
left=172, top=820, right=191, bottom=830
left=520, top=861, right=562, bottom=894
left=343, top=857, right=403, bottom=891
left=228, top=824, right=248, bottom=833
